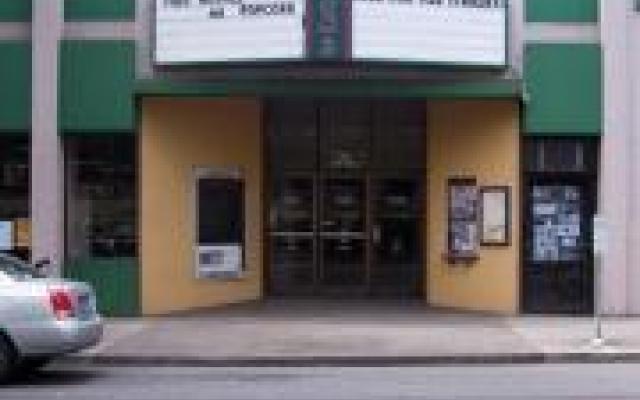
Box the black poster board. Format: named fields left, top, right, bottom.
left=195, top=167, right=245, bottom=278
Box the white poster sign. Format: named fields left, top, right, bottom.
left=196, top=245, right=243, bottom=278
left=155, top=0, right=306, bottom=64
left=352, top=0, right=507, bottom=65
left=481, top=190, right=507, bottom=243
left=0, top=221, right=13, bottom=251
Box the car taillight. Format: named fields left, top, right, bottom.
left=49, top=290, right=76, bottom=320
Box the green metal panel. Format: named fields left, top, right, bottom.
left=60, top=40, right=135, bottom=133
left=0, top=42, right=31, bottom=133
left=526, top=0, right=598, bottom=23
left=0, top=0, right=31, bottom=22
left=524, top=43, right=601, bottom=136
left=136, top=78, right=522, bottom=99
left=64, top=258, right=140, bottom=317
left=64, top=0, right=135, bottom=21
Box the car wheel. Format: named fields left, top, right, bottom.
left=0, top=336, right=16, bottom=383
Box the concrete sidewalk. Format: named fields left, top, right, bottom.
left=67, top=301, right=640, bottom=366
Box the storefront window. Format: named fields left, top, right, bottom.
left=0, top=137, right=30, bottom=260
left=65, top=137, right=137, bottom=260
left=525, top=138, right=598, bottom=173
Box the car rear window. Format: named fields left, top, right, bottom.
left=0, top=254, right=36, bottom=280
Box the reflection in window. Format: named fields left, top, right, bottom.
left=525, top=138, right=598, bottom=173
left=197, top=176, right=244, bottom=246
left=0, top=137, right=30, bottom=260
left=65, top=137, right=137, bottom=259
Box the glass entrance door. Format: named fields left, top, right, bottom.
left=319, top=175, right=367, bottom=293
left=370, top=175, right=423, bottom=297
left=268, top=99, right=425, bottom=298
left=316, top=101, right=369, bottom=294
left=269, top=173, right=316, bottom=296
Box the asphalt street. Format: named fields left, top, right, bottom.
left=1, top=363, right=639, bottom=400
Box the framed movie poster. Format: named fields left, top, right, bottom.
left=447, top=178, right=479, bottom=259
left=480, top=186, right=510, bottom=246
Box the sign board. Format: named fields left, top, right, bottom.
left=352, top=0, right=507, bottom=65
left=0, top=221, right=13, bottom=251
left=155, top=0, right=507, bottom=66
left=480, top=187, right=510, bottom=245
left=155, top=0, right=306, bottom=63
left=196, top=245, right=243, bottom=278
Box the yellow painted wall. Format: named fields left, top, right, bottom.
left=140, top=98, right=263, bottom=315
left=427, top=100, right=520, bottom=314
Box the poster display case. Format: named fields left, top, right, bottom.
left=194, top=167, right=245, bottom=279
left=480, top=186, right=510, bottom=246
left=447, top=179, right=479, bottom=259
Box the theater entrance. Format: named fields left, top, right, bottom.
left=267, top=99, right=425, bottom=298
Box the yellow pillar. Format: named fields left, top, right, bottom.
left=426, top=100, right=520, bottom=314
left=140, top=98, right=263, bottom=315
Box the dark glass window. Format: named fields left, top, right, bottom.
left=65, top=137, right=137, bottom=259
left=372, top=100, right=425, bottom=170
left=197, top=178, right=244, bottom=245
left=0, top=137, right=30, bottom=260
left=525, top=138, right=599, bottom=174
left=269, top=100, right=318, bottom=171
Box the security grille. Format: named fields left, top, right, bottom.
left=525, top=138, right=598, bottom=174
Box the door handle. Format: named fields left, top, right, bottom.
left=372, top=225, right=381, bottom=245
left=320, top=232, right=365, bottom=239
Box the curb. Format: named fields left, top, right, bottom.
left=59, top=352, right=640, bottom=367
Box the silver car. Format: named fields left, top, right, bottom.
left=0, top=254, right=102, bottom=381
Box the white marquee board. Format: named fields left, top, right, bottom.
left=155, top=0, right=306, bottom=64
left=352, top=0, right=507, bottom=66
left=155, top=0, right=507, bottom=66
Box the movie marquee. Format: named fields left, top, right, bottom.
left=155, top=0, right=507, bottom=65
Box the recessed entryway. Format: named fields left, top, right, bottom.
left=266, top=99, right=426, bottom=298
